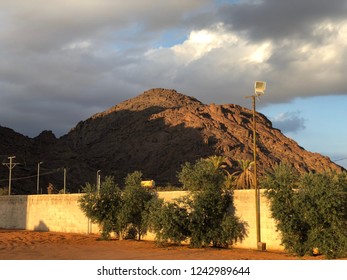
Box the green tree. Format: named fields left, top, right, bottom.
left=296, top=172, right=347, bottom=259
left=148, top=198, right=190, bottom=246
left=79, top=176, right=123, bottom=240
left=263, top=164, right=347, bottom=259
left=224, top=170, right=235, bottom=190
left=79, top=173, right=158, bottom=241
left=178, top=157, right=247, bottom=248
left=205, top=155, right=228, bottom=172
left=233, top=159, right=254, bottom=189
left=178, top=159, right=222, bottom=192
left=262, top=163, right=305, bottom=255
left=206, top=155, right=234, bottom=190
left=120, top=171, right=158, bottom=240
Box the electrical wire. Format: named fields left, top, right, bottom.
left=0, top=168, right=63, bottom=182
left=333, top=157, right=347, bottom=162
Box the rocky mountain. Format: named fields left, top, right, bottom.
left=0, top=88, right=345, bottom=194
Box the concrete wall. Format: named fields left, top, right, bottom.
left=0, top=194, right=99, bottom=234
left=233, top=190, right=283, bottom=250
left=0, top=195, right=28, bottom=229
left=0, top=190, right=284, bottom=251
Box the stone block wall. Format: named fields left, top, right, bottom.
left=0, top=190, right=284, bottom=251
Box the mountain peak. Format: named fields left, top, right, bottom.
left=93, top=88, right=203, bottom=119
left=122, top=88, right=203, bottom=109
left=1, top=88, right=344, bottom=194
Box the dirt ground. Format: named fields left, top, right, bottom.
left=0, top=229, right=330, bottom=260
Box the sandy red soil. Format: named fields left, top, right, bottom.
left=0, top=229, right=331, bottom=260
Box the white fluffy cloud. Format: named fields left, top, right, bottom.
left=141, top=19, right=347, bottom=104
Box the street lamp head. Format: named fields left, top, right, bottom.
left=255, top=81, right=266, bottom=96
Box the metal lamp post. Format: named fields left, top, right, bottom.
left=63, top=167, right=67, bottom=194
left=96, top=170, right=101, bottom=194
left=37, top=162, right=43, bottom=194
left=246, top=81, right=267, bottom=251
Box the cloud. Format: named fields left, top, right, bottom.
left=271, top=111, right=306, bottom=133
left=140, top=20, right=347, bottom=104
left=217, top=0, right=347, bottom=41
left=0, top=0, right=212, bottom=136
left=0, top=0, right=211, bottom=52
left=1, top=0, right=347, bottom=137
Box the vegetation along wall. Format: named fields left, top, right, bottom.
left=0, top=190, right=284, bottom=251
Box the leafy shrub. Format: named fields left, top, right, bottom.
left=120, top=171, right=158, bottom=240
left=263, top=164, right=347, bottom=259
left=178, top=157, right=247, bottom=248
left=296, top=172, right=347, bottom=259
left=78, top=157, right=249, bottom=247
left=262, top=163, right=306, bottom=255
left=148, top=198, right=190, bottom=246
left=79, top=172, right=158, bottom=241
left=79, top=176, right=123, bottom=239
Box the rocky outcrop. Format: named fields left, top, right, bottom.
left=0, top=88, right=345, bottom=194
left=62, top=88, right=344, bottom=186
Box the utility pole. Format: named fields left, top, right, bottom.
left=2, top=156, right=19, bottom=195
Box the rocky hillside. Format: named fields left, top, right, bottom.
left=0, top=88, right=345, bottom=194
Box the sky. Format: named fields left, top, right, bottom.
left=0, top=0, right=346, bottom=169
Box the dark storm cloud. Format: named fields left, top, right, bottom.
left=0, top=0, right=212, bottom=137
left=1, top=1, right=210, bottom=53
left=218, top=0, right=347, bottom=41
left=1, top=0, right=347, bottom=138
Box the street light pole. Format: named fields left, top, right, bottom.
left=246, top=81, right=267, bottom=251
left=251, top=95, right=261, bottom=245
left=63, top=167, right=67, bottom=194
left=96, top=170, right=101, bottom=194
left=37, top=162, right=43, bottom=194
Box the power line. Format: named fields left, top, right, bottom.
left=0, top=168, right=63, bottom=183
left=333, top=157, right=347, bottom=162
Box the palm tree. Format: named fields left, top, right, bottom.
left=206, top=155, right=236, bottom=190
left=206, top=155, right=228, bottom=173
left=224, top=170, right=235, bottom=190
left=233, top=159, right=254, bottom=189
